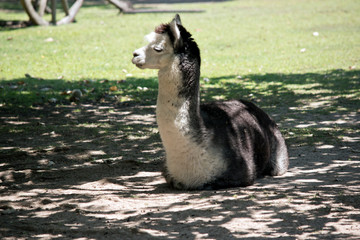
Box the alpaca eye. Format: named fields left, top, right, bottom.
left=154, top=46, right=163, bottom=53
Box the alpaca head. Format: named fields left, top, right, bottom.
left=132, top=14, right=200, bottom=70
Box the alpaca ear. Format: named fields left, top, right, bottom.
left=170, top=14, right=183, bottom=50
left=174, top=14, right=182, bottom=26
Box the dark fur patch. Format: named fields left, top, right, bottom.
left=154, top=23, right=176, bottom=46
left=177, top=25, right=200, bottom=64
left=199, top=100, right=277, bottom=189
left=155, top=23, right=169, bottom=34
left=175, top=25, right=201, bottom=102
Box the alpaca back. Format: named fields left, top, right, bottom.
left=199, top=99, right=288, bottom=189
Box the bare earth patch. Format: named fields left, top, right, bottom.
left=0, top=102, right=359, bottom=239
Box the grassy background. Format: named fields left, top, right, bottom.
left=1, top=0, right=359, bottom=77
left=0, top=0, right=359, bottom=111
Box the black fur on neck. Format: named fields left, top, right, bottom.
left=178, top=26, right=201, bottom=98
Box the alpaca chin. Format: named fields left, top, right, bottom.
left=135, top=63, right=144, bottom=69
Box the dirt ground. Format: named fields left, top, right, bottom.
left=0, top=101, right=359, bottom=239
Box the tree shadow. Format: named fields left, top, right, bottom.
left=0, top=20, right=33, bottom=30
left=202, top=69, right=359, bottom=129
left=0, top=69, right=359, bottom=239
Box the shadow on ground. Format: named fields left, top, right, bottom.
left=0, top=69, right=359, bottom=239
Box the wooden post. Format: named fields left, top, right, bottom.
left=61, top=0, right=70, bottom=16
left=38, top=0, right=47, bottom=17
left=51, top=0, right=56, bottom=25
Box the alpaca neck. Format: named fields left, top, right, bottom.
left=157, top=60, right=200, bottom=104
left=156, top=58, right=201, bottom=137
left=156, top=58, right=227, bottom=189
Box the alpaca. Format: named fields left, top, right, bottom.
left=132, top=14, right=289, bottom=190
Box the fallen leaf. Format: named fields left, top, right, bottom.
left=17, top=81, right=25, bottom=85
left=44, top=37, right=54, bottom=42
left=61, top=90, right=72, bottom=95
left=109, top=86, right=118, bottom=91
left=40, top=87, right=51, bottom=92
left=84, top=79, right=95, bottom=84
left=48, top=98, right=57, bottom=104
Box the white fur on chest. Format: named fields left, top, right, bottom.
left=156, top=61, right=227, bottom=189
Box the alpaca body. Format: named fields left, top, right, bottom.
left=132, top=14, right=289, bottom=190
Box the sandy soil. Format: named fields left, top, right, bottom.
left=0, top=102, right=359, bottom=239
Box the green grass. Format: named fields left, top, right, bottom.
left=1, top=0, right=359, bottom=144
left=1, top=0, right=359, bottom=79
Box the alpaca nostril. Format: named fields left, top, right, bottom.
left=133, top=52, right=139, bottom=57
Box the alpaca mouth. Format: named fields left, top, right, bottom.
left=132, top=58, right=144, bottom=68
